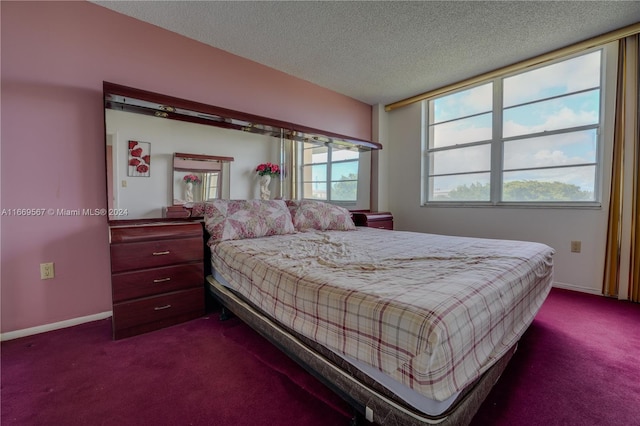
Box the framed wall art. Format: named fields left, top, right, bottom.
left=127, top=140, right=151, bottom=177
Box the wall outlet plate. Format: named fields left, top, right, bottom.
left=40, top=262, right=55, bottom=279
left=570, top=241, right=581, bottom=253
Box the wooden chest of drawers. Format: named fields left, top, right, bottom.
left=109, top=222, right=205, bottom=340
left=352, top=212, right=394, bottom=230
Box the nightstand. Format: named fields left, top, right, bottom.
left=109, top=222, right=205, bottom=339
left=352, top=212, right=394, bottom=230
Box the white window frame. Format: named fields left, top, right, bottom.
left=422, top=42, right=618, bottom=208
left=300, top=143, right=360, bottom=206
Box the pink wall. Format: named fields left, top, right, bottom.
left=0, top=2, right=372, bottom=333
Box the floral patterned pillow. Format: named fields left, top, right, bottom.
left=286, top=200, right=356, bottom=231
left=204, top=199, right=295, bottom=245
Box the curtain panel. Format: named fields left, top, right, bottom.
left=603, top=35, right=640, bottom=302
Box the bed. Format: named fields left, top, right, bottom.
left=197, top=199, right=555, bottom=425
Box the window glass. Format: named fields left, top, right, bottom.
left=303, top=181, right=327, bottom=200
left=301, top=145, right=359, bottom=202
left=431, top=144, right=491, bottom=175
left=503, top=51, right=601, bottom=107
left=427, top=82, right=494, bottom=203
left=432, top=83, right=492, bottom=123
left=331, top=180, right=357, bottom=201
left=308, top=164, right=327, bottom=182
left=332, top=149, right=359, bottom=161
left=332, top=161, right=358, bottom=180
left=503, top=130, right=597, bottom=170
left=430, top=113, right=493, bottom=148
left=503, top=90, right=600, bottom=138
left=305, top=144, right=328, bottom=162
left=430, top=173, right=491, bottom=201
left=424, top=48, right=604, bottom=205
left=503, top=166, right=596, bottom=202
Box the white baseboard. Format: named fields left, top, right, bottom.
left=552, top=281, right=603, bottom=296
left=1, top=311, right=112, bottom=342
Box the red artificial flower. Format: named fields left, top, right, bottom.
left=255, top=162, right=281, bottom=176
left=142, top=155, right=150, bottom=164
left=130, top=147, right=143, bottom=157
left=129, top=158, right=141, bottom=166
left=183, top=174, right=201, bottom=184
left=136, top=164, right=149, bottom=173
left=128, top=141, right=138, bottom=149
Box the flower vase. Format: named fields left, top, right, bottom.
left=185, top=181, right=194, bottom=203
left=259, top=174, right=271, bottom=200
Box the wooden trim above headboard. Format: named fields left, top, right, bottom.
left=104, top=82, right=382, bottom=151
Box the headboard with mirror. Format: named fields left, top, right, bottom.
left=103, top=82, right=381, bottom=223
left=103, top=82, right=382, bottom=341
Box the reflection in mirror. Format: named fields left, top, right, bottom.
left=104, top=82, right=380, bottom=222
left=172, top=153, right=233, bottom=204
left=173, top=171, right=220, bottom=203
left=105, top=109, right=251, bottom=220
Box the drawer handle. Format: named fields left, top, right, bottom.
left=153, top=277, right=171, bottom=283
left=154, top=304, right=172, bottom=311
left=152, top=251, right=171, bottom=256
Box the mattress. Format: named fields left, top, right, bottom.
left=209, top=228, right=554, bottom=409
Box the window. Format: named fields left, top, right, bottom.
left=301, top=143, right=359, bottom=203
left=424, top=48, right=607, bottom=205
left=203, top=172, right=220, bottom=200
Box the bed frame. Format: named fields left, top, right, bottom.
left=206, top=276, right=516, bottom=426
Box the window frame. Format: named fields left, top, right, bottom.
left=300, top=143, right=360, bottom=206
left=422, top=43, right=616, bottom=208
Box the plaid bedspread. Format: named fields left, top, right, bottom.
left=210, top=228, right=554, bottom=402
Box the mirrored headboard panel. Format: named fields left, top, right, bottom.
left=105, top=108, right=269, bottom=220
left=103, top=82, right=381, bottom=222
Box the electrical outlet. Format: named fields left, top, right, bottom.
left=122, top=180, right=127, bottom=188
left=570, top=241, right=581, bottom=253
left=40, top=262, right=55, bottom=279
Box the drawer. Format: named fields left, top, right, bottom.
left=352, top=212, right=394, bottom=230
left=112, top=287, right=204, bottom=332
left=367, top=220, right=393, bottom=230
left=110, top=222, right=202, bottom=243
left=110, top=237, right=202, bottom=273
left=112, top=262, right=204, bottom=303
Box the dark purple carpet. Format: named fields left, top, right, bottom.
left=1, top=314, right=351, bottom=426
left=2, top=288, right=639, bottom=426
left=471, top=288, right=640, bottom=426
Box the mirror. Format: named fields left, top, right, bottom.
left=172, top=152, right=233, bottom=204
left=105, top=109, right=246, bottom=220
left=104, top=82, right=381, bottom=222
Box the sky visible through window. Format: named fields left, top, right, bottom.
left=428, top=50, right=601, bottom=200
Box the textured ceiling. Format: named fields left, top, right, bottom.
left=93, top=1, right=640, bottom=106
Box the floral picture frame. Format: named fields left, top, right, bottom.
left=128, top=140, right=151, bottom=177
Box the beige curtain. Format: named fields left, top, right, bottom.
left=603, top=35, right=640, bottom=301
left=630, top=35, right=640, bottom=302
